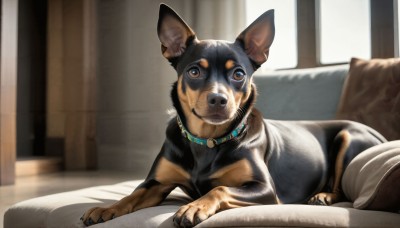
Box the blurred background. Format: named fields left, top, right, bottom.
left=0, top=0, right=399, bottom=185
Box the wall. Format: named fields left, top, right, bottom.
left=46, top=0, right=65, bottom=157
left=96, top=0, right=183, bottom=175
left=189, top=0, right=245, bottom=41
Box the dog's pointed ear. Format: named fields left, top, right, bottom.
left=235, top=10, right=275, bottom=68
left=157, top=4, right=196, bottom=59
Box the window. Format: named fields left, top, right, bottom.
left=245, top=0, right=297, bottom=70
left=317, top=0, right=371, bottom=64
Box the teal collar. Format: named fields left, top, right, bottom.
left=176, top=115, right=246, bottom=148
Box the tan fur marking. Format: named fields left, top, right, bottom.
left=308, top=130, right=351, bottom=205
left=210, top=159, right=253, bottom=187
left=234, top=81, right=253, bottom=107
left=83, top=183, right=176, bottom=223
left=333, top=130, right=351, bottom=192
left=132, top=184, right=175, bottom=211
left=199, top=58, right=209, bottom=69
left=155, top=157, right=190, bottom=184
left=234, top=90, right=244, bottom=107
left=242, top=82, right=253, bottom=105
left=186, top=88, right=201, bottom=110
left=225, top=59, right=235, bottom=70
left=174, top=186, right=257, bottom=223
left=187, top=114, right=232, bottom=138
left=177, top=76, right=188, bottom=103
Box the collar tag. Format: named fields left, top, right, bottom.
left=207, top=138, right=216, bottom=148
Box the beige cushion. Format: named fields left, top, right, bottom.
left=336, top=57, right=400, bottom=140
left=342, top=140, right=400, bottom=211
left=5, top=179, right=400, bottom=228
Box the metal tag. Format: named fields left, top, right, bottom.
left=207, top=138, right=216, bottom=148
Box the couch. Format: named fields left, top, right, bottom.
left=5, top=59, right=400, bottom=227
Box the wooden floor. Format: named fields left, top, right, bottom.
left=0, top=171, right=143, bottom=227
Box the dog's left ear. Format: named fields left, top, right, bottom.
left=157, top=4, right=196, bottom=59
left=235, top=10, right=275, bottom=68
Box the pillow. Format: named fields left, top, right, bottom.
left=336, top=58, right=400, bottom=140
left=342, top=140, right=400, bottom=211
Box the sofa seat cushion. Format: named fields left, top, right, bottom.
left=5, top=180, right=400, bottom=228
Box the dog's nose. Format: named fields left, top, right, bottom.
left=207, top=93, right=228, bottom=108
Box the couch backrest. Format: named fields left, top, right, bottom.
left=253, top=65, right=349, bottom=120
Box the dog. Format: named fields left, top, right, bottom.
left=82, top=4, right=386, bottom=227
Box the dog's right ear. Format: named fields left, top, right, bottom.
left=157, top=4, right=196, bottom=60
left=235, top=10, right=275, bottom=69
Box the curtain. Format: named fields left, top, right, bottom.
left=183, top=0, right=246, bottom=41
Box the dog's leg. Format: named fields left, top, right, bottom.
left=81, top=180, right=175, bottom=226
left=81, top=151, right=189, bottom=226
left=173, top=183, right=277, bottom=228
left=308, top=130, right=351, bottom=205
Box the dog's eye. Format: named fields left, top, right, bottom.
left=187, top=67, right=201, bottom=78
left=232, top=69, right=246, bottom=81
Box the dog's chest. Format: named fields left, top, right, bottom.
left=183, top=144, right=253, bottom=198
left=184, top=147, right=220, bottom=197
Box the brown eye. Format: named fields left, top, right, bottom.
left=187, top=67, right=200, bottom=78
left=232, top=69, right=246, bottom=81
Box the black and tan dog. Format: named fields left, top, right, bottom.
left=82, top=4, right=386, bottom=227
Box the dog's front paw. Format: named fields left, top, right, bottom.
left=173, top=201, right=218, bottom=228
left=81, top=206, right=128, bottom=226
left=308, top=192, right=340, bottom=206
